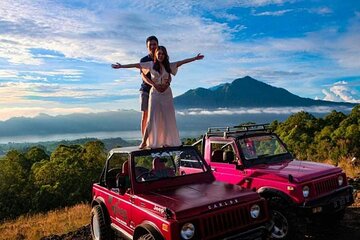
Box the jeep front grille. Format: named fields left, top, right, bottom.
left=314, top=176, right=338, bottom=196
left=199, top=201, right=266, bottom=239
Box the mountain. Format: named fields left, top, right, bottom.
left=0, top=77, right=356, bottom=140
left=174, top=76, right=356, bottom=108
left=0, top=110, right=141, bottom=137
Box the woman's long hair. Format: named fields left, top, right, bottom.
left=153, top=46, right=171, bottom=74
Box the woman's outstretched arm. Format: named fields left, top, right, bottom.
left=174, top=54, right=204, bottom=68
left=111, top=62, right=141, bottom=69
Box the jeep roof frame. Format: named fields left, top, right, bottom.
left=206, top=123, right=272, bottom=138
left=108, top=145, right=200, bottom=156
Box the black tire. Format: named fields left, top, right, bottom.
left=268, top=197, right=305, bottom=239
left=137, top=233, right=155, bottom=240
left=91, top=205, right=111, bottom=240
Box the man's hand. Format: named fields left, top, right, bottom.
left=111, top=62, right=121, bottom=69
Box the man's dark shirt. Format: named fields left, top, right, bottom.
left=139, top=55, right=152, bottom=93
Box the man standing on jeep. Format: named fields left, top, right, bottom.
left=139, top=36, right=158, bottom=136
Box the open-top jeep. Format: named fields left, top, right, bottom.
left=91, top=145, right=271, bottom=240
left=193, top=124, right=354, bottom=239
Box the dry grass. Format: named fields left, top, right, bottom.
left=322, top=158, right=360, bottom=179
left=0, top=203, right=91, bottom=240
left=333, top=158, right=360, bottom=179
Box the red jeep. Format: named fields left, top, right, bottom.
left=194, top=124, right=354, bottom=239
left=91, top=145, right=272, bottom=240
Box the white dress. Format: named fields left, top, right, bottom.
left=140, top=61, right=182, bottom=148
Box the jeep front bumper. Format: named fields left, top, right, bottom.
left=221, top=221, right=274, bottom=240
left=222, top=226, right=268, bottom=240
left=297, top=185, right=354, bottom=216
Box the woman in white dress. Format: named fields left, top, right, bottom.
left=112, top=46, right=204, bottom=148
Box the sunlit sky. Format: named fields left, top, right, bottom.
left=0, top=0, right=359, bottom=121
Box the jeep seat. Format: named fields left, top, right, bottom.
left=223, top=150, right=235, bottom=163
left=211, top=149, right=223, bottom=162
left=122, top=160, right=129, bottom=175
left=116, top=161, right=131, bottom=190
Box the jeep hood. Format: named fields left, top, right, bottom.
left=136, top=181, right=260, bottom=219
left=249, top=159, right=341, bottom=183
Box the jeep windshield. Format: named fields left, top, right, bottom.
left=237, top=134, right=293, bottom=166
left=134, top=148, right=207, bottom=183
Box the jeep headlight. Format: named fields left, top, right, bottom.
left=303, top=185, right=310, bottom=198
left=181, top=223, right=195, bottom=239
left=250, top=204, right=260, bottom=218
left=338, top=175, right=344, bottom=186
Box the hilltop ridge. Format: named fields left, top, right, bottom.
left=174, top=76, right=355, bottom=108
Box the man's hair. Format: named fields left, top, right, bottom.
left=146, top=36, right=158, bottom=44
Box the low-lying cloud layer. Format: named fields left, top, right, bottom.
left=177, top=106, right=353, bottom=116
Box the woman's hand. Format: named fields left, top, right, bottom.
left=154, top=83, right=169, bottom=93
left=194, top=53, right=204, bottom=60
left=111, top=62, right=121, bottom=69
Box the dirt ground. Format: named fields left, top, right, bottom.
left=304, top=178, right=360, bottom=240
left=42, top=179, right=360, bottom=240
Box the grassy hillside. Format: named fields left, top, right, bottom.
left=0, top=203, right=90, bottom=240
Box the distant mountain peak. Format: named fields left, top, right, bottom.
left=174, top=76, right=355, bottom=109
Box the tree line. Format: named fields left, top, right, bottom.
left=0, top=105, right=358, bottom=221
left=0, top=141, right=106, bottom=221
left=271, top=105, right=359, bottom=165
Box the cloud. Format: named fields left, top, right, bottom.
left=0, top=0, right=134, bottom=64
left=125, top=0, right=294, bottom=14
left=0, top=69, right=83, bottom=82
left=204, top=0, right=294, bottom=8
left=0, top=0, right=302, bottom=66
left=0, top=79, right=140, bottom=120
left=0, top=81, right=138, bottom=104
left=252, top=9, right=293, bottom=16
left=242, top=0, right=294, bottom=7
left=322, top=81, right=360, bottom=103
left=308, top=7, right=333, bottom=15
left=0, top=70, right=18, bottom=78
left=212, top=11, right=239, bottom=21
left=0, top=0, right=242, bottom=66
left=0, top=0, right=359, bottom=119
left=176, top=106, right=353, bottom=116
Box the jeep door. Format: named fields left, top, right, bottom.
left=207, top=140, right=246, bottom=185
left=106, top=152, right=134, bottom=235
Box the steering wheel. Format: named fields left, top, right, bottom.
left=136, top=171, right=157, bottom=181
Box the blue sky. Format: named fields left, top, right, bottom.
left=0, top=0, right=359, bottom=120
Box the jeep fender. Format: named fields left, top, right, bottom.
left=134, top=222, right=164, bottom=240
left=91, top=198, right=111, bottom=226
left=257, top=187, right=294, bottom=206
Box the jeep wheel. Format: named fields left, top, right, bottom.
left=271, top=209, right=289, bottom=239
left=268, top=197, right=304, bottom=239
left=137, top=233, right=155, bottom=240
left=91, top=205, right=111, bottom=240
